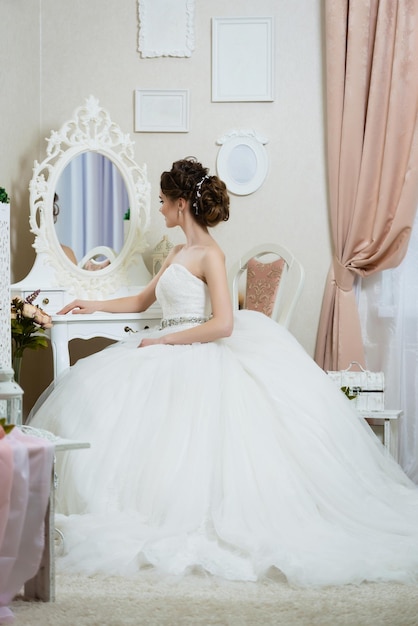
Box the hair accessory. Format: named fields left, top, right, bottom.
left=193, top=175, right=210, bottom=214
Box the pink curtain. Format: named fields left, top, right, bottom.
left=0, top=429, right=54, bottom=624
left=315, top=0, right=418, bottom=370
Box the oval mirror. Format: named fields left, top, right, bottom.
left=27, top=96, right=152, bottom=297
left=54, top=152, right=129, bottom=264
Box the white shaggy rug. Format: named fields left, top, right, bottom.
left=10, top=570, right=418, bottom=626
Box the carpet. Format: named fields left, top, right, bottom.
left=10, top=569, right=418, bottom=626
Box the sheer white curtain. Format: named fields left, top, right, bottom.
left=358, top=209, right=418, bottom=482
left=55, top=152, right=129, bottom=261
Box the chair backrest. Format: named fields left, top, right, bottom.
left=228, top=243, right=305, bottom=328
left=78, top=246, right=117, bottom=268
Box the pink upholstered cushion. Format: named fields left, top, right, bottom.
left=245, top=257, right=285, bottom=317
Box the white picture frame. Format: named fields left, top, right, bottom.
left=137, top=0, right=195, bottom=58
left=212, top=17, right=274, bottom=102
left=134, top=90, right=190, bottom=133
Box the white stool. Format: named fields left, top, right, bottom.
left=358, top=410, right=402, bottom=462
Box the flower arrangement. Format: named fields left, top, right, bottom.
left=11, top=290, right=53, bottom=382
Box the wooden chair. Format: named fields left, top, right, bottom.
left=228, top=243, right=305, bottom=328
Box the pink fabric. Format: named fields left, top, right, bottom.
left=245, top=258, right=285, bottom=317
left=0, top=436, right=13, bottom=548
left=315, top=0, right=418, bottom=370
left=0, top=429, right=54, bottom=623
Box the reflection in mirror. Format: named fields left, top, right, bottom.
left=54, top=152, right=129, bottom=261
left=78, top=245, right=116, bottom=271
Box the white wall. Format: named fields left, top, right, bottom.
left=0, top=1, right=41, bottom=284
left=0, top=0, right=331, bottom=411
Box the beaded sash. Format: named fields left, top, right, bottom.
left=160, top=316, right=208, bottom=329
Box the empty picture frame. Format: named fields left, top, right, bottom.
left=212, top=17, right=274, bottom=102
left=137, top=0, right=195, bottom=58
left=134, top=90, right=189, bottom=132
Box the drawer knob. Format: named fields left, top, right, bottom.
left=42, top=297, right=50, bottom=305
left=124, top=326, right=137, bottom=334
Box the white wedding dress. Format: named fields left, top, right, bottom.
left=30, top=263, right=418, bottom=586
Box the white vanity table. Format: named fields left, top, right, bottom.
left=49, top=308, right=161, bottom=379
left=13, top=279, right=161, bottom=380
left=12, top=96, right=162, bottom=380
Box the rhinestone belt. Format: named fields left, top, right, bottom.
left=160, top=316, right=208, bottom=329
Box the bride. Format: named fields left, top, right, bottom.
left=29, top=157, right=418, bottom=586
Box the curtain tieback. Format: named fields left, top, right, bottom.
left=333, top=257, right=355, bottom=292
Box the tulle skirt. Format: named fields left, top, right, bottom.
left=29, top=310, right=418, bottom=586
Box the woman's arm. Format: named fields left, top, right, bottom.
left=58, top=245, right=184, bottom=316
left=140, top=247, right=233, bottom=347
left=57, top=290, right=153, bottom=315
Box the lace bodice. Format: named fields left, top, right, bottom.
left=155, top=264, right=212, bottom=321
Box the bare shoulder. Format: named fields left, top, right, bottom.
left=61, top=244, right=77, bottom=265
left=201, top=243, right=226, bottom=275
left=203, top=243, right=225, bottom=263
left=166, top=243, right=185, bottom=262
left=171, top=243, right=185, bottom=255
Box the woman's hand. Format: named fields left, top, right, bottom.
left=57, top=300, right=100, bottom=315
left=138, top=337, right=164, bottom=348
left=83, top=259, right=111, bottom=271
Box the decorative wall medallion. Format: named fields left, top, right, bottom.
left=216, top=130, right=269, bottom=196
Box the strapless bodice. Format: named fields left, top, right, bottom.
left=155, top=264, right=212, bottom=322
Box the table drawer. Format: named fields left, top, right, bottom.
left=122, top=320, right=155, bottom=335
left=25, top=290, right=65, bottom=315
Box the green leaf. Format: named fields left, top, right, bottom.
left=341, top=386, right=357, bottom=401
left=0, top=187, right=10, bottom=203
left=0, top=418, right=15, bottom=434
left=25, top=336, right=49, bottom=350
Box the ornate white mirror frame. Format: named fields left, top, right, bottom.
left=23, top=95, right=152, bottom=299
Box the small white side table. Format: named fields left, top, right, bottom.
left=358, top=410, right=402, bottom=462
left=22, top=429, right=90, bottom=602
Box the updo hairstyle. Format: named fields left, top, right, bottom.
left=160, top=157, right=230, bottom=227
